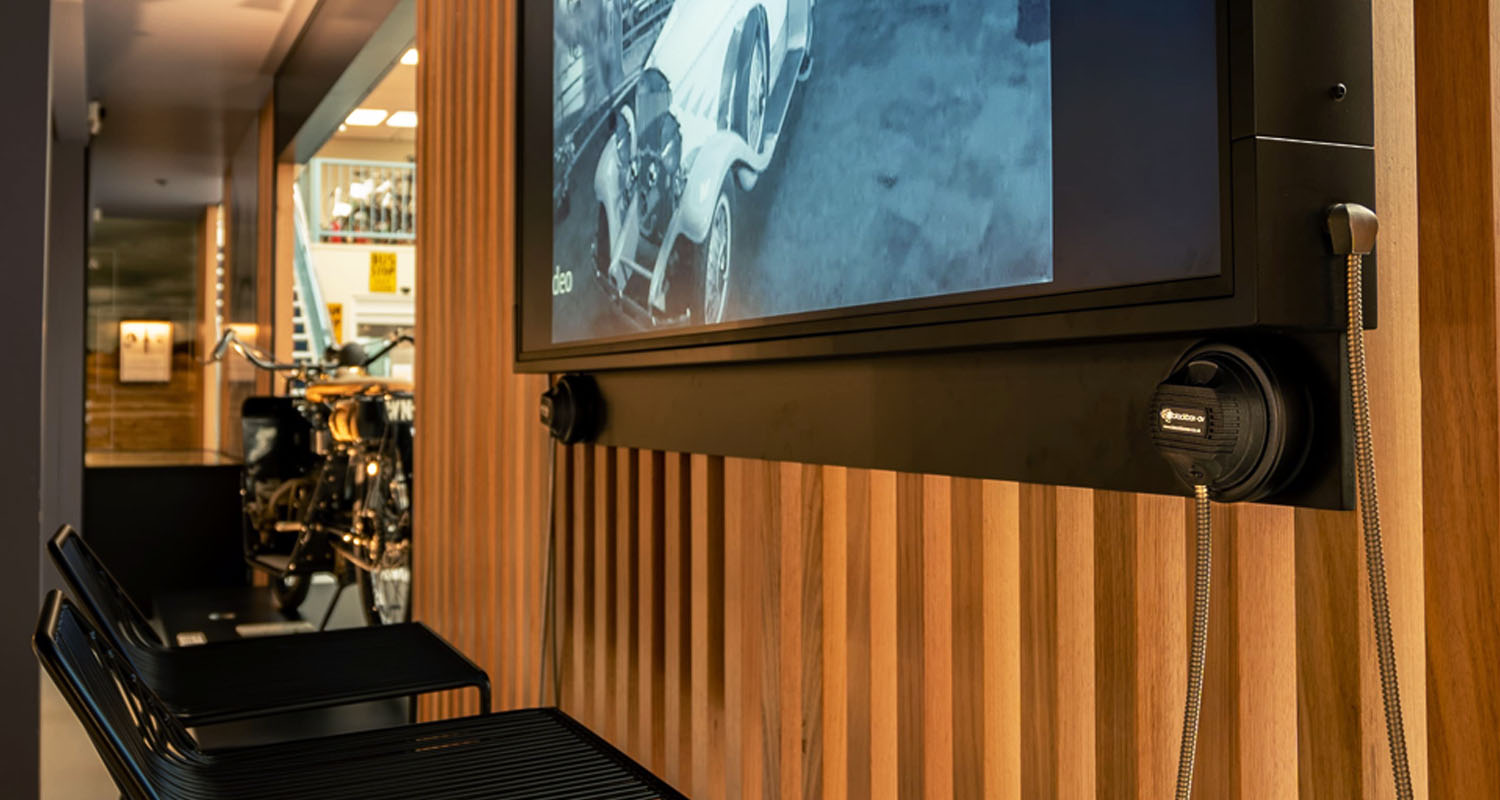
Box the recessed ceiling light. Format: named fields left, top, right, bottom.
left=345, top=108, right=389, bottom=126
left=386, top=111, right=418, bottom=128
left=401, top=48, right=419, bottom=66
left=338, top=123, right=348, bottom=132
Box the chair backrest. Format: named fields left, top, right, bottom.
left=47, top=526, right=164, bottom=652
left=33, top=591, right=194, bottom=800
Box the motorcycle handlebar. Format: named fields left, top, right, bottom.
left=206, top=329, right=314, bottom=373
left=361, top=333, right=415, bottom=368
left=207, top=329, right=413, bottom=374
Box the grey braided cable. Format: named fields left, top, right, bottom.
left=538, top=437, right=562, bottom=707
left=1175, top=483, right=1212, bottom=800
left=1346, top=252, right=1415, bottom=799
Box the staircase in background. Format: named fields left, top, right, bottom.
left=291, top=285, right=314, bottom=360
left=292, top=183, right=334, bottom=360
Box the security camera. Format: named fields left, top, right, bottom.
left=87, top=100, right=105, bottom=137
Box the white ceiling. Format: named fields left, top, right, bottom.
left=327, top=55, right=417, bottom=144
left=85, top=0, right=316, bottom=219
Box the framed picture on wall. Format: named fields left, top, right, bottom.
left=118, top=320, right=172, bottom=383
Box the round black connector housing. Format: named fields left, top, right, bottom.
left=540, top=373, right=603, bottom=445
left=1149, top=343, right=1309, bottom=503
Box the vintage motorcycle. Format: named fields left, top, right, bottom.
left=210, top=329, right=415, bottom=626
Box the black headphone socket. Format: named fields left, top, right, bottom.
left=540, top=373, right=603, bottom=445
left=1149, top=342, right=1310, bottom=503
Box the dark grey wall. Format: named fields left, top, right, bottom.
left=0, top=0, right=50, bottom=796
left=45, top=140, right=88, bottom=596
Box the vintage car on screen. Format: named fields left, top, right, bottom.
left=592, top=0, right=814, bottom=326
left=554, top=0, right=675, bottom=217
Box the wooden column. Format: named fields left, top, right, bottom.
left=198, top=205, right=223, bottom=453
left=1415, top=0, right=1500, bottom=795
left=255, top=96, right=277, bottom=396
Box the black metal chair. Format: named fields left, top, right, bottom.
left=47, top=525, right=489, bottom=726
left=35, top=591, right=686, bottom=800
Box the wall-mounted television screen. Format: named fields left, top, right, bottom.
left=516, top=0, right=1376, bottom=509
left=522, top=0, right=1234, bottom=365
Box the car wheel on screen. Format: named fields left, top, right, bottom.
left=702, top=178, right=735, bottom=325
left=733, top=16, right=769, bottom=152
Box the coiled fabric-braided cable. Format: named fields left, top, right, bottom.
left=1174, top=483, right=1212, bottom=800
left=1346, top=252, right=1414, bottom=799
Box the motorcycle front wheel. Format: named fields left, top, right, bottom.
left=358, top=540, right=412, bottom=625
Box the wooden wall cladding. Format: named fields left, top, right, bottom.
left=1414, top=0, right=1500, bottom=795
left=84, top=352, right=203, bottom=452
left=412, top=0, right=1467, bottom=796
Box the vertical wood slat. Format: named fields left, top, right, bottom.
left=1193, top=502, right=1238, bottom=797
left=923, top=475, right=954, bottom=800
left=663, top=452, right=691, bottom=791
left=1414, top=0, right=1500, bottom=780
left=1367, top=0, right=1427, bottom=796
left=722, top=457, right=749, bottom=800
left=984, top=481, right=1023, bottom=799
left=1238, top=506, right=1296, bottom=798
left=895, top=473, right=925, bottom=800
left=822, top=467, right=849, bottom=800
left=414, top=2, right=1427, bottom=797
left=798, top=465, right=825, bottom=800
left=640, top=450, right=666, bottom=774
left=691, top=455, right=726, bottom=800
left=869, top=471, right=899, bottom=800
left=845, top=470, right=873, bottom=800
left=1093, top=492, right=1187, bottom=799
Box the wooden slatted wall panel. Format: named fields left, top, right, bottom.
left=1414, top=0, right=1500, bottom=795
left=414, top=0, right=1430, bottom=796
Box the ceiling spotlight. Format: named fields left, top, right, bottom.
left=386, top=111, right=418, bottom=128
left=401, top=48, right=419, bottom=66
left=345, top=108, right=389, bottom=126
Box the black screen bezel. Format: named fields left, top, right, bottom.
left=517, top=0, right=1236, bottom=372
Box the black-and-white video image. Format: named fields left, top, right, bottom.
left=551, top=0, right=1053, bottom=344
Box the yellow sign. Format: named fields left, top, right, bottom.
left=369, top=252, right=398, bottom=293
left=327, top=302, right=344, bottom=344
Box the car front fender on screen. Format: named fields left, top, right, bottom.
left=671, top=131, right=758, bottom=246
left=594, top=139, right=624, bottom=228
left=593, top=142, right=632, bottom=286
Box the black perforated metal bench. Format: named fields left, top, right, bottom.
left=47, top=525, right=489, bottom=726
left=35, top=591, right=687, bottom=800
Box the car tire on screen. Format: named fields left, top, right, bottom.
left=701, top=177, right=735, bottom=325
left=666, top=175, right=736, bottom=327
left=732, top=11, right=769, bottom=153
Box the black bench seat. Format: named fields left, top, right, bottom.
left=47, top=525, right=490, bottom=724
left=35, top=591, right=686, bottom=800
